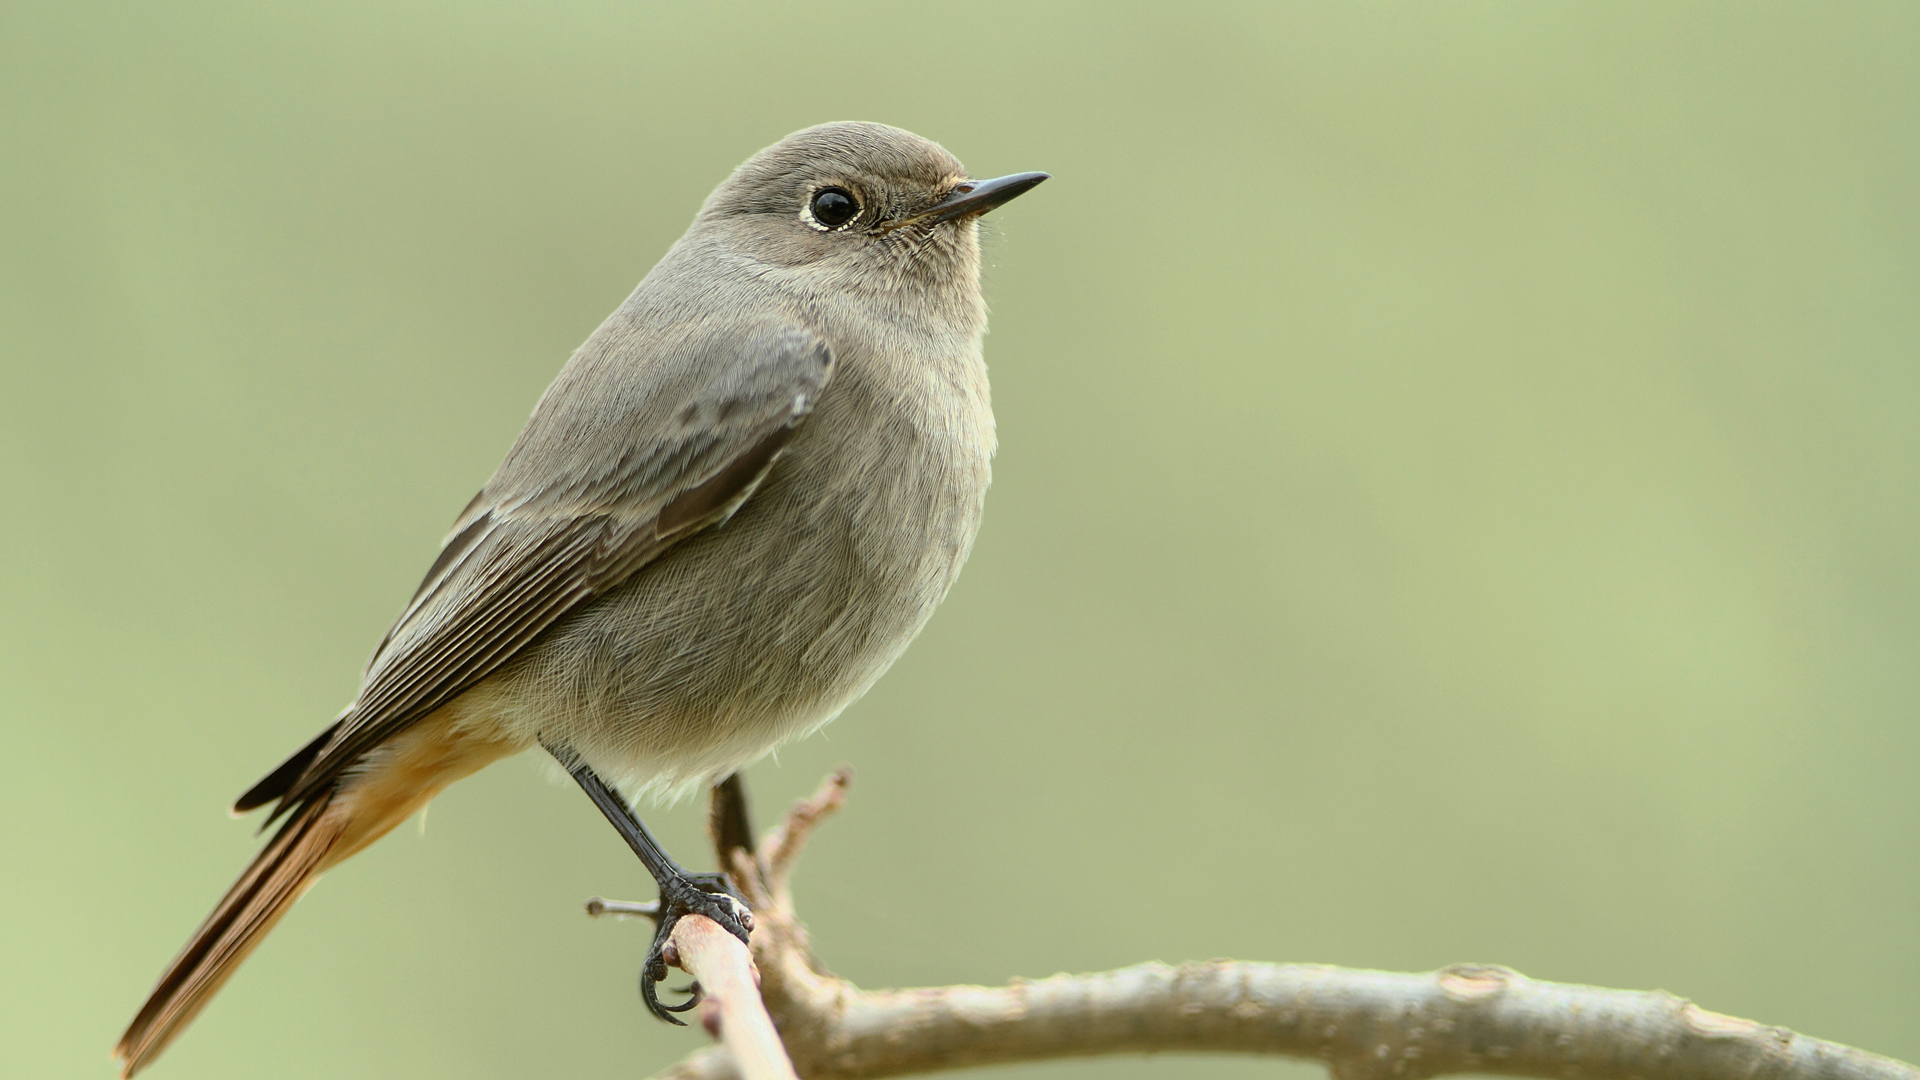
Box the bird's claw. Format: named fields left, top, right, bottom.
left=638, top=872, right=752, bottom=1024
left=653, top=982, right=703, bottom=1013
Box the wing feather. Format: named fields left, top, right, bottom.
left=258, top=320, right=834, bottom=815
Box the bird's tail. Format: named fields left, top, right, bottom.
left=114, top=707, right=519, bottom=1077
left=113, top=792, right=347, bottom=1077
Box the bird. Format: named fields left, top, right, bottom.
left=113, top=120, right=1046, bottom=1076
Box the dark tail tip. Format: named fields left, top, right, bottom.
left=116, top=794, right=341, bottom=1075
left=233, top=721, right=342, bottom=814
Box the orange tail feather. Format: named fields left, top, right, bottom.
left=115, top=708, right=518, bottom=1077
left=113, top=794, right=346, bottom=1077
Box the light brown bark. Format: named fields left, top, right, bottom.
left=666, top=914, right=799, bottom=1080
left=582, top=770, right=1917, bottom=1080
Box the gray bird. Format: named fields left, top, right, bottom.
left=114, top=121, right=1046, bottom=1076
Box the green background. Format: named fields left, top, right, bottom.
left=4, top=3, right=1916, bottom=1077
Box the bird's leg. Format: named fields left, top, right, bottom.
left=542, top=739, right=752, bottom=1024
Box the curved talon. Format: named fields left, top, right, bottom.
left=628, top=876, right=752, bottom=1024
left=639, top=969, right=689, bottom=1026
left=658, top=984, right=703, bottom=1013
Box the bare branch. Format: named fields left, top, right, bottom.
left=759, top=766, right=850, bottom=886
left=709, top=773, right=757, bottom=862
left=665, top=915, right=798, bottom=1080
left=669, top=958, right=1917, bottom=1080
left=621, top=772, right=1920, bottom=1080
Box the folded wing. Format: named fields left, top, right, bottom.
left=241, top=319, right=834, bottom=818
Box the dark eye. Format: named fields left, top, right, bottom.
left=809, top=187, right=859, bottom=229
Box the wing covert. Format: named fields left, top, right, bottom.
left=259, top=320, right=834, bottom=815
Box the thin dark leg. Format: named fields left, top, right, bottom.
left=709, top=772, right=756, bottom=862
left=542, top=738, right=752, bottom=1024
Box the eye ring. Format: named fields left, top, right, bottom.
left=807, top=187, right=860, bottom=230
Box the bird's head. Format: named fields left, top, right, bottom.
left=693, top=121, right=1047, bottom=304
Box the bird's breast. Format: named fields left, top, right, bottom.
left=484, top=328, right=994, bottom=797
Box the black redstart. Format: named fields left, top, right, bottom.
left=114, top=121, right=1046, bottom=1075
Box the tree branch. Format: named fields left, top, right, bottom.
left=667, top=914, right=799, bottom=1080
left=591, top=771, right=1918, bottom=1080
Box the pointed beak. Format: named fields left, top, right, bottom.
left=908, top=171, right=1050, bottom=227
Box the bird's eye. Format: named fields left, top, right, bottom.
left=809, top=187, right=859, bottom=229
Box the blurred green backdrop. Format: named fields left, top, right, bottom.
left=3, top=2, right=1916, bottom=1078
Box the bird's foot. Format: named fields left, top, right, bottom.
left=640, top=872, right=752, bottom=1023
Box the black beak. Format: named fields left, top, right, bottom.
left=912, top=171, right=1050, bottom=226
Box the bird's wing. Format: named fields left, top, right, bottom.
left=241, top=319, right=834, bottom=816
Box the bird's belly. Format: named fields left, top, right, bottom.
left=467, top=404, right=990, bottom=799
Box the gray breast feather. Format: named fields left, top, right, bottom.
left=476, top=334, right=995, bottom=796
